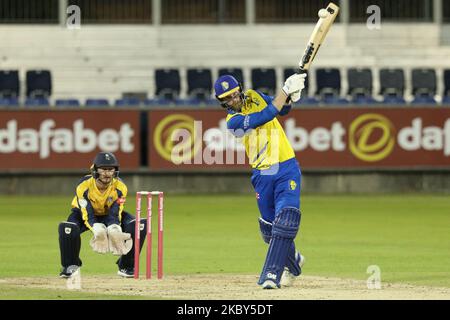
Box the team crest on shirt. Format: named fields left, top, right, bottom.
left=78, top=198, right=88, bottom=208
left=290, top=180, right=297, bottom=190
left=107, top=197, right=113, bottom=204
left=221, top=81, right=229, bottom=90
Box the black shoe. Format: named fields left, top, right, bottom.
left=59, top=265, right=80, bottom=278
left=117, top=267, right=134, bottom=278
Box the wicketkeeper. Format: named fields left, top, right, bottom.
left=58, top=152, right=147, bottom=278
left=214, top=73, right=306, bottom=289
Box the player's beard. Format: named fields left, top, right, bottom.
left=97, top=175, right=113, bottom=187
left=230, top=96, right=244, bottom=112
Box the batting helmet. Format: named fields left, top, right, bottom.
left=214, top=75, right=244, bottom=109
left=91, top=152, right=120, bottom=179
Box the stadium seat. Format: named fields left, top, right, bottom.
left=186, top=68, right=213, bottom=100
left=114, top=97, right=141, bottom=107
left=411, top=68, right=436, bottom=97
left=443, top=69, right=450, bottom=97
left=25, top=97, right=49, bottom=107
left=294, top=96, right=319, bottom=106
left=411, top=95, right=437, bottom=105
left=348, top=68, right=373, bottom=98
left=322, top=96, right=348, bottom=105
left=218, top=68, right=244, bottom=83
left=383, top=95, right=406, bottom=105
left=155, top=69, right=181, bottom=101
left=0, top=70, right=20, bottom=98
left=352, top=95, right=378, bottom=105
left=442, top=96, right=450, bottom=105
left=284, top=68, right=310, bottom=97
left=26, top=70, right=52, bottom=98
left=55, top=99, right=80, bottom=107
left=316, top=68, right=341, bottom=97
left=85, top=98, right=110, bottom=107
left=379, top=68, right=405, bottom=97
left=144, top=98, right=172, bottom=107
left=0, top=97, right=19, bottom=107
left=251, top=68, right=276, bottom=96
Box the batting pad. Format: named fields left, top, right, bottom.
left=258, top=208, right=301, bottom=286
left=257, top=217, right=301, bottom=283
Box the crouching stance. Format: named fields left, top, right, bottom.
left=58, top=152, right=146, bottom=278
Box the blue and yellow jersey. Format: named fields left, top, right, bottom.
left=71, top=175, right=128, bottom=230
left=226, top=89, right=295, bottom=170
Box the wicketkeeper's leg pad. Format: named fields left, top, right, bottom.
left=58, top=222, right=82, bottom=268
left=258, top=207, right=301, bottom=286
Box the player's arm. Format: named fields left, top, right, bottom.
left=258, top=91, right=292, bottom=116
left=255, top=73, right=307, bottom=115
left=226, top=105, right=279, bottom=135
left=73, top=183, right=96, bottom=231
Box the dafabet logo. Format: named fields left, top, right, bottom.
left=349, top=114, right=395, bottom=162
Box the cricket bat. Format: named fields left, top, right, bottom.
left=298, top=2, right=340, bottom=73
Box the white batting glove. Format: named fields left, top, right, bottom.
left=107, top=224, right=132, bottom=256
left=89, top=223, right=109, bottom=254
left=282, top=73, right=307, bottom=102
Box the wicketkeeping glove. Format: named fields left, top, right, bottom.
left=282, top=73, right=307, bottom=103
left=107, top=224, right=133, bottom=256
left=89, top=223, right=109, bottom=254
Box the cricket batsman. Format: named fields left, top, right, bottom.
left=57, top=152, right=147, bottom=278
left=214, top=73, right=306, bottom=289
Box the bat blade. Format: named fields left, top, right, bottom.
left=299, top=2, right=339, bottom=72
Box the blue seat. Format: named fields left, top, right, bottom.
left=383, top=95, right=406, bottom=105
left=175, top=98, right=202, bottom=106
left=442, top=96, right=450, bottom=105
left=155, top=69, right=181, bottom=101
left=316, top=68, right=341, bottom=97
left=0, top=70, right=20, bottom=98
left=348, top=68, right=373, bottom=98
left=412, top=68, right=436, bottom=97
left=114, top=98, right=141, bottom=107
left=187, top=68, right=213, bottom=100
left=25, top=97, right=49, bottom=107
left=411, top=95, right=437, bottom=105
left=218, top=68, right=244, bottom=83
left=251, top=68, right=276, bottom=96
left=0, top=97, right=19, bottom=107
left=294, top=96, right=319, bottom=105
left=85, top=99, right=110, bottom=107
left=26, top=70, right=52, bottom=98
left=144, top=98, right=173, bottom=106
left=55, top=99, right=80, bottom=107
left=322, top=96, right=348, bottom=105
left=443, top=69, right=450, bottom=97
left=380, top=68, right=405, bottom=97
left=352, top=95, right=378, bottom=105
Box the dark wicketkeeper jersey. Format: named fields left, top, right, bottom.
left=71, top=175, right=127, bottom=230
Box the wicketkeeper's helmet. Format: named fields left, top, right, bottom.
left=214, top=75, right=244, bottom=109
left=91, top=152, right=120, bottom=178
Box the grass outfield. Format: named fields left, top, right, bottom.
left=0, top=194, right=449, bottom=299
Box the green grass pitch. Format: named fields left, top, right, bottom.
left=0, top=194, right=449, bottom=299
